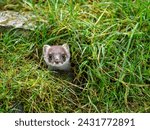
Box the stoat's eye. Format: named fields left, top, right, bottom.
left=48, top=54, right=53, bottom=61
left=62, top=54, right=66, bottom=61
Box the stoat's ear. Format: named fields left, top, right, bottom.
left=43, top=45, right=51, bottom=55
left=62, top=43, right=69, bottom=51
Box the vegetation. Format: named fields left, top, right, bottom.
left=0, top=0, right=150, bottom=112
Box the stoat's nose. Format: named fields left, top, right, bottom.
left=55, top=58, right=60, bottom=64
left=55, top=60, right=59, bottom=64
left=55, top=55, right=60, bottom=64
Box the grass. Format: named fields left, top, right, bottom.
left=0, top=0, right=150, bottom=112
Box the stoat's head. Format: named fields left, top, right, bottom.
left=43, top=44, right=70, bottom=67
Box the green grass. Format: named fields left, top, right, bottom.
left=0, top=0, right=150, bottom=112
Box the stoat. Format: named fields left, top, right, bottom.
left=43, top=44, right=71, bottom=71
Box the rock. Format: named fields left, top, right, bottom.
left=0, top=10, right=37, bottom=32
